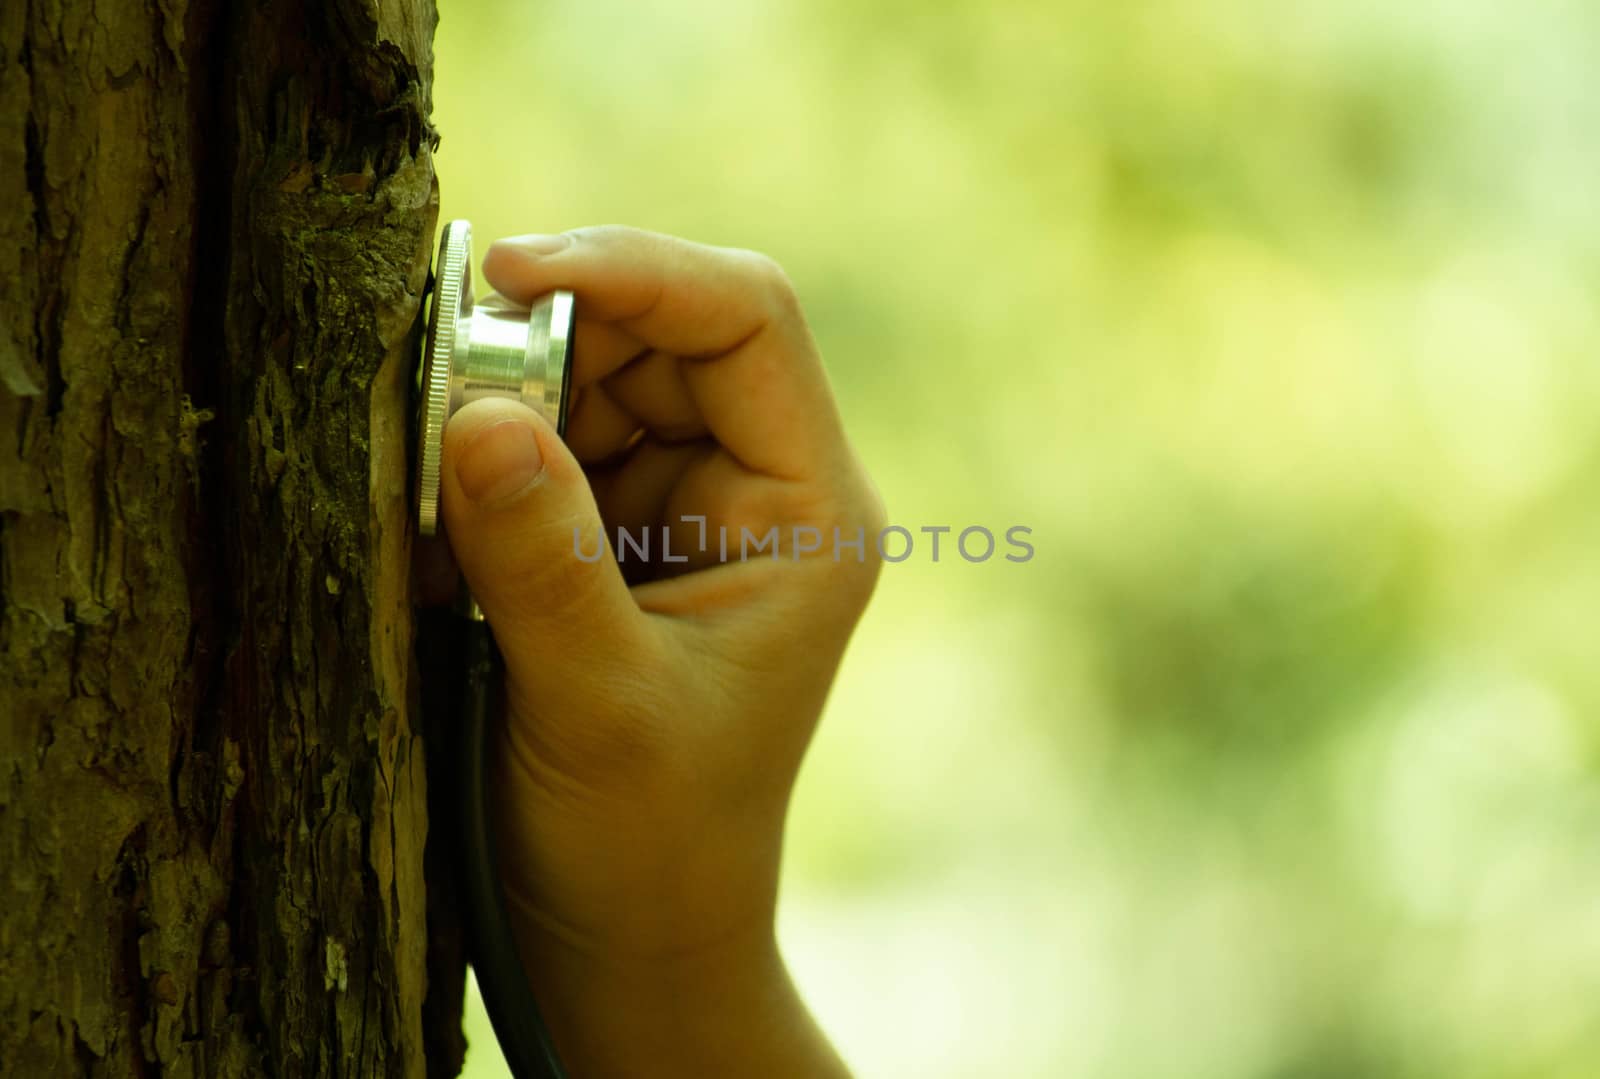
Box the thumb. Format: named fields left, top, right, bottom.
left=438, top=396, right=642, bottom=701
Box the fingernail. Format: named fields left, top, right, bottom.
left=503, top=233, right=571, bottom=257
left=456, top=418, right=544, bottom=504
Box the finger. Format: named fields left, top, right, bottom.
left=589, top=437, right=719, bottom=581
left=479, top=287, right=648, bottom=391
left=601, top=350, right=707, bottom=443
left=563, top=380, right=644, bottom=464
left=439, top=396, right=651, bottom=707
left=572, top=318, right=647, bottom=386
left=483, top=225, right=845, bottom=480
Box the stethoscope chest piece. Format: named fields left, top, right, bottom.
left=416, top=218, right=575, bottom=537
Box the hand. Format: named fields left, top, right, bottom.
left=426, top=226, right=882, bottom=1075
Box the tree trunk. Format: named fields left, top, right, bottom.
left=1, top=0, right=463, bottom=1074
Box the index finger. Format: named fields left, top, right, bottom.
left=482, top=225, right=847, bottom=481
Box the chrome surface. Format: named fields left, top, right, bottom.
left=416, top=219, right=574, bottom=540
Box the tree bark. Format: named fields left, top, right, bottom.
left=1, top=0, right=460, bottom=1074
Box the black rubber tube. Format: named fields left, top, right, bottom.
left=459, top=619, right=567, bottom=1078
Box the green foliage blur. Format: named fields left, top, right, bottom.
left=437, top=1, right=1600, bottom=1075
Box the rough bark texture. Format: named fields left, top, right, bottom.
left=0, top=0, right=458, bottom=1074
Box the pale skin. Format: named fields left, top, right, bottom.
left=416, top=225, right=884, bottom=1076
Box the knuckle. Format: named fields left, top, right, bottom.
left=570, top=223, right=631, bottom=246
left=496, top=512, right=607, bottom=619
left=844, top=474, right=889, bottom=590
left=570, top=224, right=661, bottom=261
left=735, top=249, right=802, bottom=321
left=803, top=477, right=889, bottom=602
left=857, top=474, right=890, bottom=542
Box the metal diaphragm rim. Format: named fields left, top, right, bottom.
left=416, top=219, right=472, bottom=537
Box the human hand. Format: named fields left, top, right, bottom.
left=427, top=226, right=882, bottom=1075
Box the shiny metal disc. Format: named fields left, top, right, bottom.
left=416, top=219, right=574, bottom=537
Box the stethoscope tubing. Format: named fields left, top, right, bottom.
left=457, top=620, right=567, bottom=1078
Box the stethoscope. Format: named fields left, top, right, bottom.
left=415, top=219, right=571, bottom=1078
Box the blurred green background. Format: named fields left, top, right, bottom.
left=435, top=1, right=1600, bottom=1075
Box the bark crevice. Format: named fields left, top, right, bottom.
left=0, top=0, right=453, bottom=1074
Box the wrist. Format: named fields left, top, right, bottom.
left=508, top=908, right=847, bottom=1078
